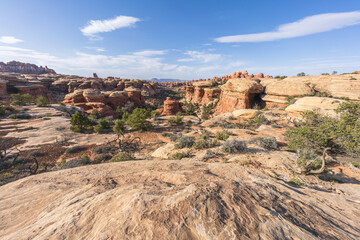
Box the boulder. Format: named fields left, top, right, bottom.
left=285, top=97, right=346, bottom=118
left=265, top=79, right=315, bottom=97
left=161, top=97, right=183, bottom=116
left=83, top=89, right=106, bottom=103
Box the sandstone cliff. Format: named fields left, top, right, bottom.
left=0, top=61, right=56, bottom=74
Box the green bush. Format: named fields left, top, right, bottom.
left=116, top=107, right=129, bottom=120
left=110, top=152, right=134, bottom=162
left=247, top=111, right=268, bottom=129
left=126, top=108, right=152, bottom=132
left=285, top=102, right=360, bottom=157
left=170, top=152, right=190, bottom=160
left=8, top=113, right=31, bottom=119
left=168, top=112, right=183, bottom=125
left=296, top=149, right=322, bottom=170
left=297, top=72, right=305, bottom=77
left=193, top=139, right=219, bottom=150
left=288, top=178, right=302, bottom=186
left=89, top=109, right=101, bottom=119
left=0, top=105, right=6, bottom=116
left=183, top=102, right=199, bottom=116
left=215, top=129, right=231, bottom=140
left=70, top=112, right=92, bottom=133
left=175, top=135, right=195, bottom=149
left=36, top=96, right=50, bottom=107
left=10, top=93, right=34, bottom=106
left=253, top=137, right=278, bottom=150
left=201, top=104, right=213, bottom=120
left=151, top=110, right=160, bottom=119
left=94, top=119, right=110, bottom=133
left=221, top=139, right=247, bottom=153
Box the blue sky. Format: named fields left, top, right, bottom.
left=0, top=0, right=360, bottom=79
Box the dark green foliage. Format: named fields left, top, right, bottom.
left=321, top=73, right=330, bottom=75
left=175, top=135, right=195, bottom=149
left=222, top=139, right=247, bottom=153
left=215, top=129, right=230, bottom=140
left=8, top=113, right=31, bottom=119
left=126, top=108, right=152, bottom=132
left=274, top=75, right=287, bottom=79
left=36, top=96, right=50, bottom=107
left=285, top=102, right=360, bottom=157
left=288, top=178, right=302, bottom=186
left=297, top=72, right=306, bottom=77
left=116, top=107, right=129, bottom=120
left=89, top=109, right=101, bottom=119
left=151, top=110, right=160, bottom=119
left=94, top=119, right=111, bottom=133
left=113, top=119, right=125, bottom=135
left=65, top=145, right=86, bottom=154
left=201, top=103, right=214, bottom=120
left=183, top=102, right=199, bottom=116
left=296, top=149, right=322, bottom=170
left=332, top=71, right=337, bottom=75
left=315, top=92, right=329, bottom=97
left=10, top=94, right=34, bottom=106
left=110, top=152, right=134, bottom=162
left=93, top=145, right=117, bottom=155
left=70, top=112, right=92, bottom=133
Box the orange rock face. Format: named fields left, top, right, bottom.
left=0, top=80, right=7, bottom=99
left=15, top=85, right=50, bottom=99
left=159, top=97, right=183, bottom=116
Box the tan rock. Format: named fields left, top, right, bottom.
left=265, top=79, right=315, bottom=97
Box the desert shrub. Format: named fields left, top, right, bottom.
left=201, top=104, right=213, bottom=120
left=332, top=71, right=338, bottom=75
left=288, top=178, right=302, bottom=186
left=0, top=105, right=6, bottom=116
left=221, top=139, right=247, bottom=153
left=36, top=96, right=50, bottom=107
left=218, top=121, right=237, bottom=129
left=116, top=107, right=129, bottom=120
left=61, top=158, right=90, bottom=169
left=168, top=112, right=183, bottom=125
left=65, top=145, right=86, bottom=154
left=170, top=132, right=183, bottom=142
left=286, top=96, right=296, bottom=105
left=110, top=152, right=134, bottom=162
left=274, top=75, right=287, bottom=79
left=297, top=72, right=306, bottom=77
left=170, top=152, right=190, bottom=160
left=321, top=73, right=330, bottom=75
left=286, top=102, right=360, bottom=157
left=28, top=150, right=46, bottom=157
left=215, top=129, right=231, bottom=140
left=94, top=119, right=111, bottom=133
left=93, top=145, right=117, bottom=155
left=93, top=153, right=112, bottom=163
left=70, top=112, right=92, bottom=133
left=175, top=135, right=195, bottom=149
left=247, top=111, right=269, bottom=129
left=183, top=102, right=199, bottom=116
left=161, top=132, right=171, bottom=137
left=8, top=113, right=31, bottom=119
left=350, top=77, right=357, bottom=80
left=126, top=108, right=152, bottom=132
left=351, top=161, right=360, bottom=168
left=296, top=149, right=322, bottom=170
left=253, top=137, right=278, bottom=150
left=202, top=149, right=217, bottom=160
left=10, top=93, right=34, bottom=106
left=151, top=110, right=160, bottom=119
left=193, top=139, right=219, bottom=150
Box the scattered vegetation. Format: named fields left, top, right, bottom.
left=70, top=112, right=92, bottom=133
left=170, top=152, right=190, bottom=160
left=182, top=102, right=199, bottom=116
left=126, top=108, right=152, bottom=131
left=36, top=96, right=50, bottom=107
left=94, top=119, right=111, bottom=133
left=168, top=112, right=183, bottom=125
left=252, top=137, right=278, bottom=150
left=288, top=178, right=302, bottom=186
left=9, top=113, right=31, bottom=119
left=0, top=105, right=5, bottom=116
left=222, top=139, right=247, bottom=153
left=110, top=152, right=134, bottom=162
left=193, top=138, right=219, bottom=150
left=215, top=129, right=231, bottom=140
left=286, top=96, right=296, bottom=105
left=65, top=145, right=86, bottom=154
left=175, top=135, right=195, bottom=149
left=10, top=93, right=34, bottom=106
left=297, top=72, right=306, bottom=77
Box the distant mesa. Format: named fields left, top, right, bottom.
left=0, top=61, right=56, bottom=74
left=150, top=78, right=188, bottom=83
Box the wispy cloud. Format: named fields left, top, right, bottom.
left=0, top=36, right=23, bottom=44
left=215, top=11, right=360, bottom=43
left=80, top=15, right=141, bottom=40
left=85, top=46, right=106, bottom=52
left=132, top=50, right=167, bottom=56
left=178, top=51, right=221, bottom=63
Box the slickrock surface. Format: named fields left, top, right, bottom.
left=0, top=160, right=359, bottom=240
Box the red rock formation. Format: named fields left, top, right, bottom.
left=353, top=70, right=360, bottom=74
left=0, top=80, right=7, bottom=99
left=0, top=61, right=56, bottom=74
left=15, top=85, right=50, bottom=98
left=158, top=97, right=183, bottom=116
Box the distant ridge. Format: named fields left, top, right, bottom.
left=0, top=61, right=56, bottom=74
left=149, top=78, right=188, bottom=83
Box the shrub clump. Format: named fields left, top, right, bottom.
left=253, top=137, right=278, bottom=150
left=170, top=152, right=190, bottom=160
left=221, top=139, right=247, bottom=153
left=0, top=105, right=5, bottom=116
left=93, top=145, right=117, bottom=155
left=36, top=96, right=50, bottom=107
left=175, top=135, right=195, bottom=149
left=8, top=113, right=31, bottom=119
left=168, top=112, right=183, bottom=125
left=215, top=129, right=231, bottom=140
left=10, top=93, right=34, bottom=106
left=193, top=138, right=219, bottom=150
left=126, top=108, right=152, bottom=132
left=70, top=112, right=92, bottom=133
left=94, top=119, right=111, bottom=133
left=65, top=145, right=86, bottom=154
left=110, top=152, right=134, bottom=162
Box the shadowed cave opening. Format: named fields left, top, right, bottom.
left=248, top=93, right=265, bottom=109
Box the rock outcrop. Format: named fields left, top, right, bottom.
left=63, top=89, right=145, bottom=116
left=0, top=160, right=359, bottom=240
left=157, top=97, right=183, bottom=116
left=15, top=85, right=50, bottom=99
left=0, top=61, right=56, bottom=74
left=0, top=80, right=7, bottom=99
left=214, top=78, right=264, bottom=115
left=185, top=80, right=220, bottom=105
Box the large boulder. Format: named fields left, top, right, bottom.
left=214, top=78, right=264, bottom=115
left=160, top=97, right=183, bottom=116
left=265, top=79, right=315, bottom=97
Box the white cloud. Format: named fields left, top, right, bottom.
left=132, top=50, right=167, bottom=56
left=0, top=36, right=23, bottom=44
left=215, top=11, right=360, bottom=43
left=81, top=15, right=141, bottom=39
left=178, top=51, right=221, bottom=63
left=85, top=46, right=106, bottom=52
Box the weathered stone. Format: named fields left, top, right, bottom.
left=160, top=97, right=183, bottom=116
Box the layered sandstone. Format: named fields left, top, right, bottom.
left=158, top=97, right=183, bottom=116
left=0, top=61, right=56, bottom=74
left=214, top=78, right=264, bottom=115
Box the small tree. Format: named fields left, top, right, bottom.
left=36, top=96, right=50, bottom=107
left=113, top=119, right=140, bottom=152
left=126, top=108, right=152, bottom=132
left=94, top=119, right=110, bottom=133
left=10, top=93, right=34, bottom=106
left=297, top=72, right=306, bottom=77
left=70, top=112, right=92, bottom=133
left=0, top=105, right=5, bottom=116
left=332, top=71, right=338, bottom=75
